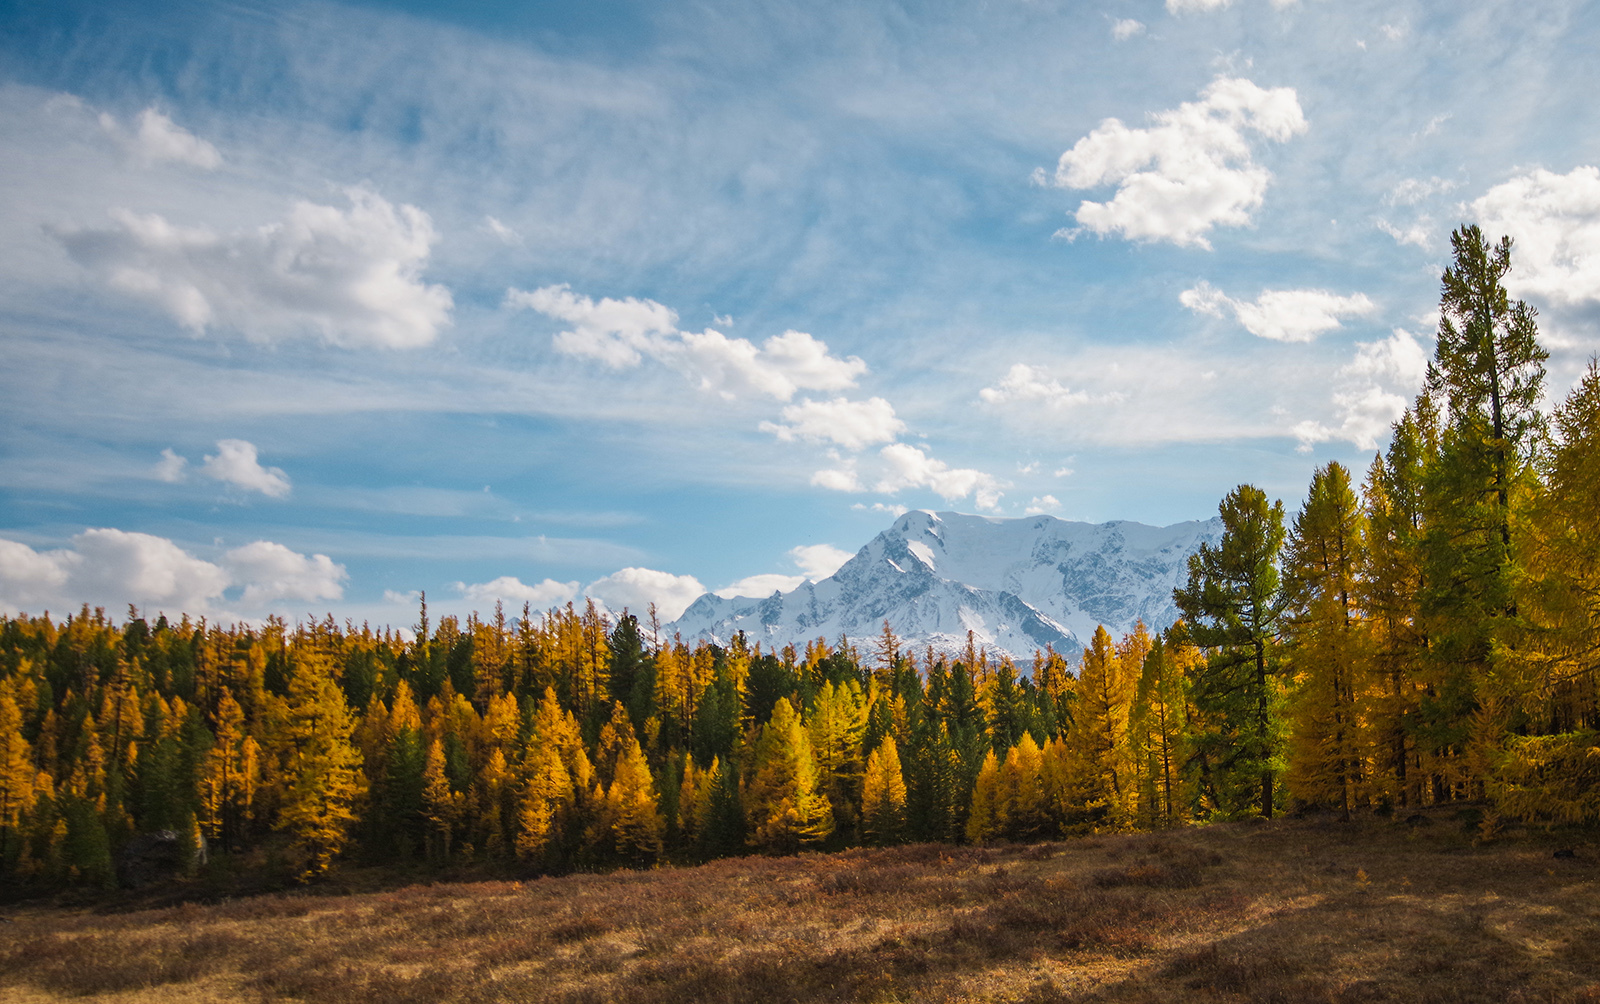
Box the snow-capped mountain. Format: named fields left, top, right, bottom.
left=669, top=510, right=1223, bottom=661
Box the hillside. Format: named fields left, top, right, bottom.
left=671, top=511, right=1222, bottom=659
left=2, top=813, right=1596, bottom=1003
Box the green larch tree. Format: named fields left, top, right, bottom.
left=1174, top=484, right=1289, bottom=819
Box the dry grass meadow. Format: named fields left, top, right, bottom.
left=2, top=810, right=1598, bottom=1003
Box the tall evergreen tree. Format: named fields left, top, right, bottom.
left=1419, top=226, right=1548, bottom=799
left=1174, top=484, right=1288, bottom=818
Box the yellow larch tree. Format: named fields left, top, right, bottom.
left=744, top=698, right=833, bottom=853
left=199, top=687, right=260, bottom=850
left=964, top=748, right=1001, bottom=844
left=274, top=658, right=365, bottom=880
left=860, top=735, right=907, bottom=845
left=996, top=732, right=1049, bottom=839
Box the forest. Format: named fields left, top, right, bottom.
left=1, top=224, right=1597, bottom=892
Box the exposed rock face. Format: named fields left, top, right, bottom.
left=670, top=510, right=1222, bottom=660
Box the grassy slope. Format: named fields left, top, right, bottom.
left=1, top=810, right=1597, bottom=1003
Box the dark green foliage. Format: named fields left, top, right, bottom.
left=1174, top=484, right=1288, bottom=819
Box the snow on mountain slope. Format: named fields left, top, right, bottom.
left=669, top=510, right=1222, bottom=661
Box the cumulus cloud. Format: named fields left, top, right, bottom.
left=790, top=543, right=855, bottom=579
left=1111, top=19, right=1145, bottom=39
left=759, top=396, right=905, bottom=449
left=1024, top=495, right=1062, bottom=515
left=53, top=188, right=452, bottom=348
left=509, top=284, right=866, bottom=400
left=811, top=466, right=865, bottom=492
left=1166, top=0, right=1230, bottom=12
left=875, top=443, right=1002, bottom=511
left=1292, top=328, right=1430, bottom=450
left=715, top=573, right=806, bottom=599
left=1047, top=77, right=1307, bottom=248
left=1470, top=166, right=1600, bottom=309
left=978, top=363, right=1123, bottom=409
left=456, top=575, right=579, bottom=610
left=1180, top=281, right=1376, bottom=342
left=225, top=540, right=347, bottom=606
left=99, top=107, right=222, bottom=170
left=153, top=448, right=188, bottom=483
left=0, top=529, right=345, bottom=615
left=585, top=567, right=706, bottom=621
left=201, top=439, right=291, bottom=497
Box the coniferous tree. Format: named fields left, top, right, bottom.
left=1175, top=484, right=1289, bottom=818
left=744, top=698, right=833, bottom=853
left=274, top=659, right=365, bottom=880
left=1282, top=462, right=1367, bottom=818
left=860, top=735, right=907, bottom=845
left=1132, top=633, right=1192, bottom=827
left=1418, top=227, right=1549, bottom=799
left=964, top=749, right=1001, bottom=844
left=1360, top=412, right=1432, bottom=808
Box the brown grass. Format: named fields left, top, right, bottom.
left=1, top=811, right=1598, bottom=1003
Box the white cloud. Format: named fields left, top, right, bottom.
left=1385, top=177, right=1456, bottom=206
left=978, top=363, right=1123, bottom=409
left=384, top=589, right=422, bottom=605
left=1376, top=217, right=1432, bottom=248
left=1180, top=281, right=1376, bottom=342
left=789, top=543, right=854, bottom=579
left=201, top=439, right=291, bottom=497
left=1048, top=77, right=1307, bottom=248
left=715, top=573, right=806, bottom=599
left=713, top=541, right=854, bottom=598
left=974, top=345, right=1296, bottom=448
left=53, top=188, right=452, bottom=348
left=853, top=502, right=911, bottom=518
left=99, top=107, right=222, bottom=170
left=1470, top=166, right=1600, bottom=309
left=510, top=284, right=866, bottom=400
left=1292, top=328, right=1430, bottom=450
left=1053, top=466, right=1075, bottom=478
left=1166, top=0, right=1230, bottom=12
left=483, top=215, right=523, bottom=245
left=225, top=540, right=347, bottom=606
left=759, top=396, right=905, bottom=450
left=456, top=575, right=579, bottom=610
left=1024, top=495, right=1062, bottom=515
left=1111, top=19, right=1146, bottom=40
left=153, top=447, right=188, bottom=483
left=585, top=567, right=706, bottom=621
left=0, top=529, right=345, bottom=616
left=875, top=443, right=1002, bottom=511
left=811, top=466, right=865, bottom=492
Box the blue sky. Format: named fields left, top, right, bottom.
left=2, top=0, right=1599, bottom=628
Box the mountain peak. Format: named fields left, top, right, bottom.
left=669, top=511, right=1222, bottom=661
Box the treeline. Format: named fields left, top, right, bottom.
left=1, top=225, right=1597, bottom=890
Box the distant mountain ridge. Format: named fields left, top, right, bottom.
left=668, top=510, right=1223, bottom=660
